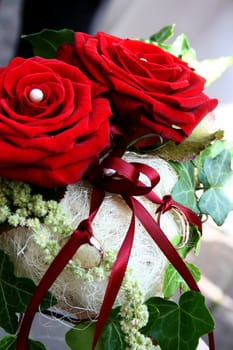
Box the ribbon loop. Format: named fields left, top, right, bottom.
left=95, top=155, right=161, bottom=196
left=156, top=194, right=173, bottom=213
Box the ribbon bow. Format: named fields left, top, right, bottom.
left=16, top=154, right=215, bottom=350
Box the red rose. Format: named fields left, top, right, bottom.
left=58, top=32, right=217, bottom=145
left=0, top=57, right=112, bottom=187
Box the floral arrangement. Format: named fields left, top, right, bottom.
left=0, top=24, right=233, bottom=350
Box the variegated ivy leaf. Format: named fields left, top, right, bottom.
left=194, top=139, right=233, bottom=169
left=0, top=250, right=57, bottom=334
left=199, top=149, right=233, bottom=225
left=170, top=161, right=199, bottom=213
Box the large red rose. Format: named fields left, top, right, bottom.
left=58, top=32, right=217, bottom=145
left=0, top=57, right=112, bottom=187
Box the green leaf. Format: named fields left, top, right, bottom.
left=139, top=299, right=160, bottom=335
left=203, top=149, right=232, bottom=187
left=0, top=250, right=57, bottom=334
left=101, top=308, right=126, bottom=350
left=163, top=263, right=181, bottom=299
left=27, top=339, right=48, bottom=350
left=194, top=140, right=233, bottom=169
left=166, top=33, right=196, bottom=58
left=142, top=27, right=196, bottom=60
left=149, top=24, right=175, bottom=43
left=198, top=150, right=233, bottom=225
left=142, top=291, right=215, bottom=350
left=199, top=188, right=233, bottom=225
left=194, top=140, right=233, bottom=186
left=0, top=336, right=47, bottom=350
left=22, top=29, right=74, bottom=58
left=66, top=322, right=103, bottom=350
left=163, top=262, right=201, bottom=299
left=0, top=336, right=16, bottom=350
left=171, top=162, right=199, bottom=213
left=172, top=226, right=201, bottom=259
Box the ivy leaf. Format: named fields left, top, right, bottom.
left=164, top=230, right=202, bottom=298
left=66, top=322, right=103, bottom=350
left=66, top=307, right=125, bottom=350
left=22, top=29, right=74, bottom=58
left=149, top=24, right=175, bottom=43
left=171, top=226, right=201, bottom=259
left=142, top=291, right=215, bottom=350
left=0, top=336, right=17, bottom=350
left=199, top=189, right=233, bottom=225
left=199, top=150, right=233, bottom=225
left=194, top=140, right=233, bottom=186
left=101, top=308, right=126, bottom=350
left=202, top=149, right=232, bottom=187
left=0, top=336, right=47, bottom=350
left=140, top=298, right=160, bottom=335
left=163, top=262, right=201, bottom=299
left=0, top=250, right=57, bottom=334
left=170, top=162, right=199, bottom=213
left=195, top=140, right=233, bottom=167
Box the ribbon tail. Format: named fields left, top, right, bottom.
left=16, top=229, right=92, bottom=350
left=208, top=331, right=216, bottom=350
left=92, top=197, right=136, bottom=350
left=131, top=197, right=215, bottom=350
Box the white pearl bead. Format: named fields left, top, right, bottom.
left=103, top=168, right=117, bottom=176
left=171, top=124, right=182, bottom=130
left=29, top=88, right=44, bottom=102
left=139, top=57, right=148, bottom=62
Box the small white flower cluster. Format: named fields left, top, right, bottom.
left=0, top=178, right=71, bottom=235
left=120, top=279, right=156, bottom=350
left=66, top=249, right=117, bottom=282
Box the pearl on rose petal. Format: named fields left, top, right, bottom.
left=139, top=57, right=148, bottom=62
left=103, top=168, right=117, bottom=176
left=29, top=88, right=44, bottom=102
left=171, top=124, right=182, bottom=130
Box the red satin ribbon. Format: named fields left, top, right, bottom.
left=16, top=156, right=215, bottom=350
left=91, top=158, right=214, bottom=350
left=92, top=194, right=201, bottom=350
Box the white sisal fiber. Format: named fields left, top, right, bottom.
left=0, top=153, right=180, bottom=316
